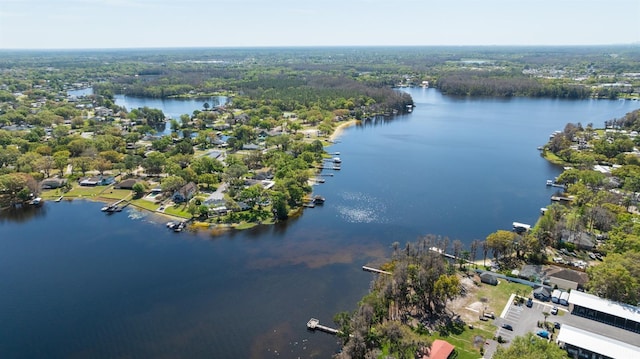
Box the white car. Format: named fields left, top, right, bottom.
left=551, top=306, right=558, bottom=315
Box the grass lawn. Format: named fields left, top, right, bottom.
left=542, top=151, right=566, bottom=166
left=476, top=281, right=532, bottom=315
left=164, top=204, right=191, bottom=218
left=65, top=185, right=108, bottom=198
left=235, top=222, right=257, bottom=230
left=129, top=199, right=160, bottom=212
left=95, top=189, right=132, bottom=201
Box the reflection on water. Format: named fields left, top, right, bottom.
left=336, top=191, right=389, bottom=224
left=0, top=204, right=47, bottom=223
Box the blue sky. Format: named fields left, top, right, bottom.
left=0, top=0, right=638, bottom=49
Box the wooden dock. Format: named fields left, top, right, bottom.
left=362, top=266, right=391, bottom=275
left=551, top=195, right=574, bottom=202
left=429, top=247, right=475, bottom=265
left=307, top=318, right=340, bottom=335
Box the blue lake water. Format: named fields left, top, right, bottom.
left=114, top=94, right=227, bottom=136
left=2, top=89, right=638, bottom=358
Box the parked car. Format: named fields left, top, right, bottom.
left=526, top=298, right=533, bottom=308
left=536, top=329, right=550, bottom=339
left=502, top=323, right=513, bottom=331
left=554, top=322, right=561, bottom=329
left=551, top=306, right=558, bottom=315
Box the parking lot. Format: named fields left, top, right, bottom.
left=495, top=296, right=566, bottom=344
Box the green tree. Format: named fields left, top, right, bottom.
left=53, top=151, right=70, bottom=175
left=73, top=156, right=94, bottom=176
left=493, top=333, right=567, bottom=359
left=142, top=152, right=166, bottom=176
left=0, top=173, right=38, bottom=207
left=486, top=230, right=515, bottom=261
left=132, top=183, right=146, bottom=198
left=161, top=175, right=187, bottom=193
left=587, top=252, right=639, bottom=304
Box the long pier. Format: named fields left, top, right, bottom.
left=429, top=247, right=475, bottom=265
left=307, top=318, right=340, bottom=335
left=362, top=266, right=391, bottom=275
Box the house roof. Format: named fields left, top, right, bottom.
left=480, top=272, right=497, bottom=279
left=424, top=339, right=454, bottom=359
left=569, top=290, right=640, bottom=323
left=556, top=325, right=640, bottom=359
left=546, top=267, right=589, bottom=285
left=115, top=179, right=138, bottom=188
left=175, top=182, right=197, bottom=198
left=534, top=286, right=551, bottom=296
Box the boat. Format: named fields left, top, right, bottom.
left=166, top=221, right=175, bottom=228
left=332, top=157, right=341, bottom=164
left=546, top=179, right=553, bottom=186
left=332, top=166, right=341, bottom=170
left=30, top=197, right=42, bottom=205
left=313, top=195, right=325, bottom=204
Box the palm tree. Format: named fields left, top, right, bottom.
left=542, top=311, right=550, bottom=327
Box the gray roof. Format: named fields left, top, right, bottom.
left=569, top=290, right=640, bottom=323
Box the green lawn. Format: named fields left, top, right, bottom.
left=129, top=199, right=160, bottom=212
left=164, top=204, right=191, bottom=218
left=476, top=281, right=532, bottom=315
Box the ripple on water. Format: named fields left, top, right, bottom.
left=336, top=191, right=388, bottom=224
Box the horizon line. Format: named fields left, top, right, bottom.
left=1, top=43, right=639, bottom=52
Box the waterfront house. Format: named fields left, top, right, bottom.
left=79, top=176, right=114, bottom=186
left=172, top=182, right=197, bottom=203
left=40, top=178, right=67, bottom=189
left=114, top=179, right=138, bottom=190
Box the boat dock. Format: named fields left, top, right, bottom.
left=551, top=195, right=574, bottom=202
left=362, top=266, right=391, bottom=275
left=306, top=318, right=340, bottom=335
left=102, top=199, right=130, bottom=212
left=429, top=247, right=475, bottom=265
left=546, top=179, right=566, bottom=188
left=55, top=196, right=63, bottom=202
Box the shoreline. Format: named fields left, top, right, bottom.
left=329, top=119, right=358, bottom=142
left=20, top=118, right=360, bottom=230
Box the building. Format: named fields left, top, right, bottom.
left=79, top=176, right=115, bottom=186
left=568, top=290, right=640, bottom=333
left=114, top=179, right=138, bottom=190
left=172, top=182, right=197, bottom=203
left=480, top=272, right=498, bottom=286
left=40, top=178, right=67, bottom=189
left=422, top=339, right=455, bottom=359
left=533, top=286, right=551, bottom=301
left=546, top=267, right=589, bottom=290
left=556, top=325, right=640, bottom=359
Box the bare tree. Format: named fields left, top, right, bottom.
left=470, top=239, right=479, bottom=268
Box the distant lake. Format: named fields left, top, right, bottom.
left=2, top=89, right=638, bottom=358
left=114, top=94, right=228, bottom=135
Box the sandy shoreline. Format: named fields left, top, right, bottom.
left=329, top=119, right=359, bottom=142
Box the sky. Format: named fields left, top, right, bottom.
left=0, top=0, right=638, bottom=49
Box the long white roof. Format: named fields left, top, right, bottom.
left=568, top=290, right=640, bottom=322
left=556, top=325, right=640, bottom=359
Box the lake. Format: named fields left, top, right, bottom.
left=1, top=89, right=638, bottom=358
left=113, top=94, right=228, bottom=136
